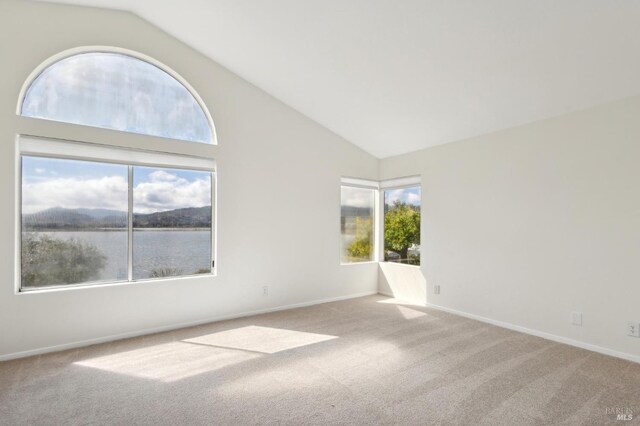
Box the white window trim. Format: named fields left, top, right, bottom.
left=340, top=178, right=379, bottom=265
left=19, top=135, right=215, bottom=171
left=16, top=135, right=217, bottom=293
left=340, top=176, right=423, bottom=267
left=16, top=45, right=218, bottom=146
left=341, top=176, right=380, bottom=190
left=14, top=47, right=219, bottom=293
left=380, top=175, right=421, bottom=190
left=380, top=180, right=422, bottom=267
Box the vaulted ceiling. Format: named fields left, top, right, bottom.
left=37, top=1, right=640, bottom=158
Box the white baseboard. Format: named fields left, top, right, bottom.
left=426, top=302, right=640, bottom=364
left=0, top=291, right=378, bottom=361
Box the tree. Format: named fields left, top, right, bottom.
left=21, top=234, right=106, bottom=287
left=346, top=217, right=373, bottom=261
left=384, top=201, right=420, bottom=263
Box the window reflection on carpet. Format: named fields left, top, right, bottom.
left=184, top=326, right=338, bottom=354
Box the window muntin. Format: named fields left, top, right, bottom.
left=340, top=186, right=375, bottom=263
left=132, top=166, right=212, bottom=279
left=383, top=186, right=421, bottom=265
left=19, top=153, right=215, bottom=291
left=21, top=52, right=213, bottom=144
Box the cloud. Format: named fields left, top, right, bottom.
left=406, top=192, right=420, bottom=205
left=23, top=53, right=211, bottom=143
left=148, top=170, right=178, bottom=182
left=22, top=171, right=211, bottom=215
left=22, top=176, right=128, bottom=214
left=133, top=173, right=211, bottom=214
left=342, top=187, right=373, bottom=208
left=385, top=188, right=421, bottom=206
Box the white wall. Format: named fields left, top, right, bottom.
left=378, top=262, right=426, bottom=305
left=0, top=0, right=378, bottom=359
left=380, top=96, right=640, bottom=361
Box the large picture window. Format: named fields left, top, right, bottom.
left=17, top=48, right=216, bottom=291
left=20, top=150, right=214, bottom=290
left=340, top=184, right=375, bottom=263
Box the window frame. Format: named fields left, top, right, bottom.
left=339, top=177, right=379, bottom=265
left=17, top=136, right=217, bottom=292
left=16, top=46, right=217, bottom=146
left=380, top=176, right=422, bottom=267
left=15, top=46, right=218, bottom=294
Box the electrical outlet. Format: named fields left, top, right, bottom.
left=262, top=285, right=269, bottom=296
left=434, top=285, right=440, bottom=295
left=571, top=312, right=582, bottom=326
left=627, top=321, right=640, bottom=337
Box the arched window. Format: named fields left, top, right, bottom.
left=20, top=51, right=214, bottom=144
left=17, top=48, right=216, bottom=291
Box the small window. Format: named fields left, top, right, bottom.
left=383, top=186, right=421, bottom=265
left=340, top=184, right=375, bottom=263
left=21, top=52, right=213, bottom=144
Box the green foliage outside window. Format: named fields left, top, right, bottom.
left=346, top=217, right=373, bottom=261
left=384, top=201, right=420, bottom=265
left=345, top=201, right=421, bottom=265
left=21, top=233, right=106, bottom=287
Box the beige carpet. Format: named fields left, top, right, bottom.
left=0, top=295, right=638, bottom=425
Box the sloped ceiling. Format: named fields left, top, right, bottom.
left=35, top=1, right=640, bottom=158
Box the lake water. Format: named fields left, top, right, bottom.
left=25, top=230, right=212, bottom=282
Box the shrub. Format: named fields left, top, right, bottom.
left=21, top=233, right=106, bottom=287
left=347, top=217, right=373, bottom=261
left=149, top=267, right=182, bottom=278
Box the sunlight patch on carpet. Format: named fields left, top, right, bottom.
left=376, top=298, right=428, bottom=319
left=395, top=305, right=427, bottom=319
left=74, top=341, right=259, bottom=382
left=183, top=326, right=338, bottom=354
left=376, top=297, right=425, bottom=307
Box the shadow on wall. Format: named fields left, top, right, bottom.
left=378, top=262, right=426, bottom=306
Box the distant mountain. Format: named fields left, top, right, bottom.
left=23, top=206, right=211, bottom=229
left=133, top=206, right=211, bottom=228
left=23, top=207, right=127, bottom=229
left=341, top=206, right=372, bottom=218
left=75, top=208, right=127, bottom=219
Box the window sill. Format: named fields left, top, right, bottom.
left=340, top=261, right=378, bottom=266
left=16, top=272, right=216, bottom=295
left=380, top=261, right=422, bottom=269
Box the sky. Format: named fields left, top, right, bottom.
left=341, top=186, right=374, bottom=210
left=384, top=187, right=421, bottom=207
left=22, top=52, right=212, bottom=144
left=22, top=157, right=212, bottom=214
